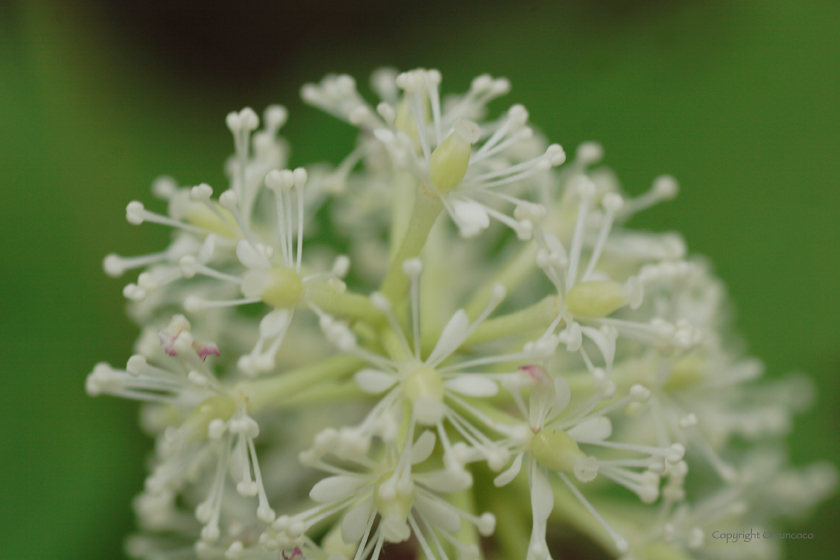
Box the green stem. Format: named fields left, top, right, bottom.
left=464, top=296, right=562, bottom=347
left=490, top=486, right=532, bottom=560
left=389, top=171, right=419, bottom=259
left=380, top=185, right=443, bottom=303
left=274, top=380, right=367, bottom=408
left=306, top=283, right=383, bottom=324
left=236, top=354, right=366, bottom=412
left=464, top=243, right=538, bottom=319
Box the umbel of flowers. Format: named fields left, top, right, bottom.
left=90, top=68, right=834, bottom=560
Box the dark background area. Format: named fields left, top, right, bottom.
left=1, top=0, right=838, bottom=558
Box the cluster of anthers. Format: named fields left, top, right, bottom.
left=90, top=68, right=834, bottom=560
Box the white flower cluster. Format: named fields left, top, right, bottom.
left=90, top=68, right=834, bottom=560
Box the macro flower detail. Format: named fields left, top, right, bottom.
left=89, top=67, right=835, bottom=560
left=86, top=315, right=276, bottom=547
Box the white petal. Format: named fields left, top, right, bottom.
left=553, top=376, right=571, bottom=415
left=198, top=234, right=217, bottom=263
left=494, top=452, right=524, bottom=487
left=529, top=376, right=556, bottom=429
left=427, top=310, right=470, bottom=365
left=567, top=417, right=612, bottom=441
left=531, top=464, right=554, bottom=524
left=563, top=322, right=582, bottom=352
left=236, top=240, right=271, bottom=269
left=411, top=431, right=437, bottom=465
left=444, top=375, right=499, bottom=397
left=309, top=476, right=367, bottom=503
left=415, top=469, right=472, bottom=493
left=544, top=232, right=567, bottom=263
left=451, top=199, right=490, bottom=238
left=259, top=309, right=290, bottom=338
left=354, top=369, right=398, bottom=394
left=341, top=495, right=374, bottom=544
left=580, top=326, right=616, bottom=372
left=414, top=493, right=462, bottom=534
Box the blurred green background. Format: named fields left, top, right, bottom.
left=2, top=0, right=838, bottom=558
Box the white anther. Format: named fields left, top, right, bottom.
left=348, top=106, right=370, bottom=125
left=264, top=105, right=288, bottom=130
left=491, top=78, right=511, bottom=95
left=508, top=104, right=529, bottom=125
left=126, top=201, right=145, bottom=225
left=238, top=107, right=259, bottom=131
left=667, top=443, right=686, bottom=464
left=678, top=414, right=699, bottom=429
left=602, top=192, right=624, bottom=213
left=402, top=258, right=423, bottom=276
left=575, top=141, right=604, bottom=165
left=653, top=175, right=679, bottom=199
left=265, top=169, right=293, bottom=191
left=219, top=190, right=238, bottom=209
left=225, top=111, right=242, bottom=132
left=152, top=176, right=178, bottom=199
left=137, top=272, right=157, bottom=291
left=470, top=74, right=493, bottom=93
left=184, top=296, right=206, bottom=312
left=573, top=176, right=597, bottom=198
left=649, top=462, right=665, bottom=474
left=514, top=201, right=546, bottom=222
left=258, top=505, right=276, bottom=524
left=188, top=371, right=209, bottom=387
left=123, top=283, right=146, bottom=301
left=331, top=255, right=350, bottom=278
left=629, top=384, right=651, bottom=403
left=225, top=541, right=244, bottom=559
left=515, top=219, right=533, bottom=240
left=546, top=143, right=566, bottom=166
left=126, top=355, right=146, bottom=376
left=293, top=167, right=308, bottom=188
left=489, top=283, right=507, bottom=305
left=103, top=255, right=125, bottom=277
left=477, top=513, right=496, bottom=536
left=376, top=102, right=396, bottom=124
left=370, top=292, right=391, bottom=312
left=179, top=255, right=198, bottom=278
left=517, top=127, right=534, bottom=140
left=191, top=183, right=213, bottom=201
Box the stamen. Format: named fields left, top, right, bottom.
left=559, top=473, right=629, bottom=553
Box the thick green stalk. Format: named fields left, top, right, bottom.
left=464, top=295, right=562, bottom=347
left=490, top=487, right=532, bottom=559
left=389, top=170, right=419, bottom=259
left=273, top=380, right=366, bottom=408
left=464, top=243, right=539, bottom=319
left=237, top=354, right=366, bottom=412
left=380, top=185, right=443, bottom=303
left=306, top=283, right=383, bottom=325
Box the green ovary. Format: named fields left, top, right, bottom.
left=180, top=395, right=236, bottom=442
left=530, top=428, right=585, bottom=473
left=374, top=473, right=414, bottom=543
left=185, top=204, right=240, bottom=239
left=566, top=281, right=628, bottom=318
left=402, top=365, right=445, bottom=426
left=662, top=355, right=706, bottom=392
left=429, top=134, right=471, bottom=192
left=243, top=266, right=304, bottom=308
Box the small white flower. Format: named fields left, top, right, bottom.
left=87, top=315, right=276, bottom=545
left=304, top=68, right=564, bottom=238
left=263, top=423, right=494, bottom=560
left=490, top=365, right=686, bottom=558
